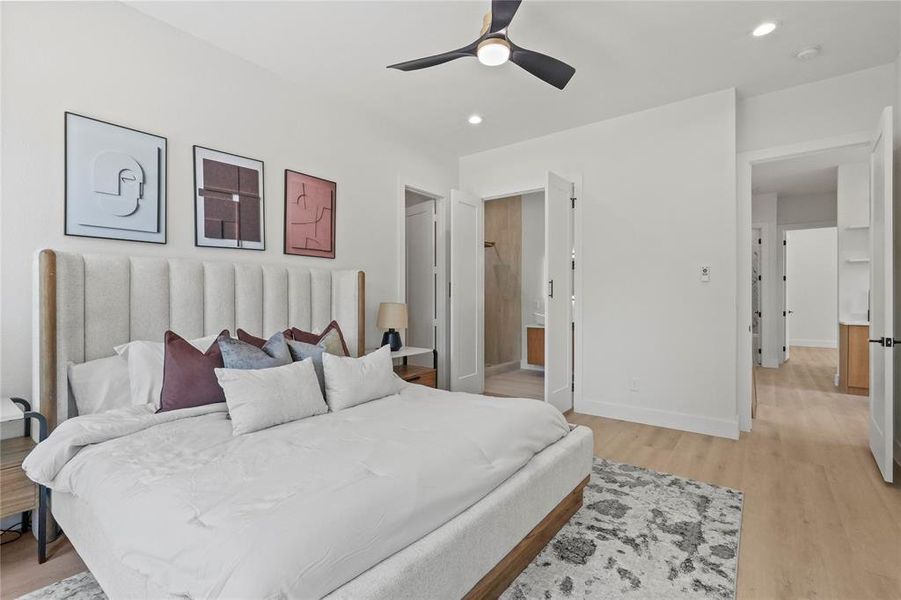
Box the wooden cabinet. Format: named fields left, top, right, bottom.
left=526, top=327, right=545, bottom=366
left=839, top=323, right=869, bottom=396
left=395, top=364, right=437, bottom=388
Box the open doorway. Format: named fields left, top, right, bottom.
left=402, top=186, right=446, bottom=388
left=482, top=191, right=545, bottom=400
left=751, top=143, right=868, bottom=393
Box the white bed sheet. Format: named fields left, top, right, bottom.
left=25, top=385, right=571, bottom=599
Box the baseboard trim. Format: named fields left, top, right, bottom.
left=485, top=361, right=520, bottom=378
left=518, top=361, right=544, bottom=373
left=789, top=339, right=837, bottom=349
left=577, top=398, right=740, bottom=440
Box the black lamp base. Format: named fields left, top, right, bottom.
left=381, top=329, right=402, bottom=351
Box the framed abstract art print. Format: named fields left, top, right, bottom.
left=65, top=112, right=167, bottom=243
left=284, top=169, right=336, bottom=259
left=194, top=146, right=265, bottom=250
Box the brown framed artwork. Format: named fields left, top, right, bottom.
left=284, top=169, right=336, bottom=259
left=194, top=146, right=265, bottom=250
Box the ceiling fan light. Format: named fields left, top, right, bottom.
left=477, top=38, right=511, bottom=66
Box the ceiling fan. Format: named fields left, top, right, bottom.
left=386, top=0, right=575, bottom=90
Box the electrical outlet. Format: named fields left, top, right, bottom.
left=630, top=378, right=640, bottom=392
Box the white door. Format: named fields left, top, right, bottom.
left=450, top=189, right=483, bottom=393
left=545, top=172, right=574, bottom=412
left=783, top=232, right=791, bottom=362
left=868, top=106, right=894, bottom=483
left=405, top=201, right=436, bottom=363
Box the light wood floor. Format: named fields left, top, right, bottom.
left=3, top=347, right=899, bottom=599
left=570, top=346, right=901, bottom=599
left=484, top=368, right=544, bottom=400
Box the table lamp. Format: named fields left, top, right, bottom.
left=377, top=302, right=408, bottom=351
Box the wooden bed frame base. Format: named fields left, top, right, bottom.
left=463, top=475, right=590, bottom=600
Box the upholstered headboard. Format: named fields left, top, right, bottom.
left=34, top=249, right=365, bottom=428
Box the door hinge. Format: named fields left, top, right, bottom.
left=783, top=239, right=786, bottom=246
left=758, top=275, right=762, bottom=281
left=783, top=345, right=786, bottom=352
left=447, top=281, right=451, bottom=298
left=758, top=348, right=762, bottom=354
left=571, top=259, right=575, bottom=270
left=571, top=197, right=576, bottom=209
left=783, top=310, right=786, bottom=317
left=783, top=275, right=786, bottom=281
left=758, top=238, right=762, bottom=245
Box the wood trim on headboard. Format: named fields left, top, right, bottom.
left=357, top=271, right=366, bottom=356
left=39, top=249, right=58, bottom=431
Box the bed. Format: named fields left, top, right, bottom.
left=28, top=249, right=593, bottom=599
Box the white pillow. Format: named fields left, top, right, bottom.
left=322, top=345, right=402, bottom=412
left=114, top=334, right=219, bottom=407
left=67, top=355, right=132, bottom=415
left=215, top=359, right=327, bottom=435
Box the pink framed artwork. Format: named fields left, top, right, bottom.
left=284, top=169, right=336, bottom=259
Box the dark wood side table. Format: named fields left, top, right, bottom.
left=394, top=364, right=438, bottom=388
left=1, top=398, right=50, bottom=563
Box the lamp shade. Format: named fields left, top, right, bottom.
left=377, top=302, right=408, bottom=330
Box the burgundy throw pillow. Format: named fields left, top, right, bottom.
left=290, top=320, right=350, bottom=357
left=236, top=328, right=294, bottom=349
left=159, top=330, right=230, bottom=412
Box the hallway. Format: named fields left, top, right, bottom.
left=569, top=345, right=901, bottom=599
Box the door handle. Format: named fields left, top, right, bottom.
left=869, top=337, right=899, bottom=347
left=548, top=279, right=554, bottom=298
left=869, top=338, right=885, bottom=346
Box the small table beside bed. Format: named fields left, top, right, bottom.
left=24, top=249, right=593, bottom=599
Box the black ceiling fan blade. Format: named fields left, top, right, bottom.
left=509, top=42, right=575, bottom=90
left=387, top=40, right=479, bottom=71
left=489, top=0, right=522, bottom=32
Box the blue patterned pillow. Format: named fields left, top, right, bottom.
left=218, top=331, right=292, bottom=370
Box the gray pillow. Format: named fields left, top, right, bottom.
left=218, top=331, right=292, bottom=370
left=287, top=340, right=326, bottom=397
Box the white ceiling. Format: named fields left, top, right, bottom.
left=752, top=143, right=870, bottom=196
left=130, top=1, right=900, bottom=156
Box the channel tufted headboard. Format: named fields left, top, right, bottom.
left=34, top=249, right=365, bottom=429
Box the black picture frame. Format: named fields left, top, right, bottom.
left=192, top=145, right=266, bottom=251
left=64, top=112, right=168, bottom=245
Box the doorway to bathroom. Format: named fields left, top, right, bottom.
left=482, top=191, right=546, bottom=400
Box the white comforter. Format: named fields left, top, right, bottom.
left=24, top=385, right=569, bottom=599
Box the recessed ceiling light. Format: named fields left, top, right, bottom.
left=752, top=22, right=778, bottom=37
left=468, top=114, right=483, bottom=125
left=795, top=46, right=821, bottom=61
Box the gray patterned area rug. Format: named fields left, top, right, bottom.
left=18, top=459, right=742, bottom=600
left=502, top=458, right=743, bottom=600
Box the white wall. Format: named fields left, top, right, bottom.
left=461, top=89, right=738, bottom=439
left=786, top=228, right=838, bottom=348
left=738, top=64, right=896, bottom=153
left=777, top=193, right=838, bottom=227
left=520, top=191, right=545, bottom=370
left=0, top=2, right=457, bottom=402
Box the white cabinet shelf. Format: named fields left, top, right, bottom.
left=845, top=257, right=870, bottom=263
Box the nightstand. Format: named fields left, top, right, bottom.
left=394, top=364, right=437, bottom=388
left=369, top=346, right=439, bottom=388
left=1, top=398, right=50, bottom=563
